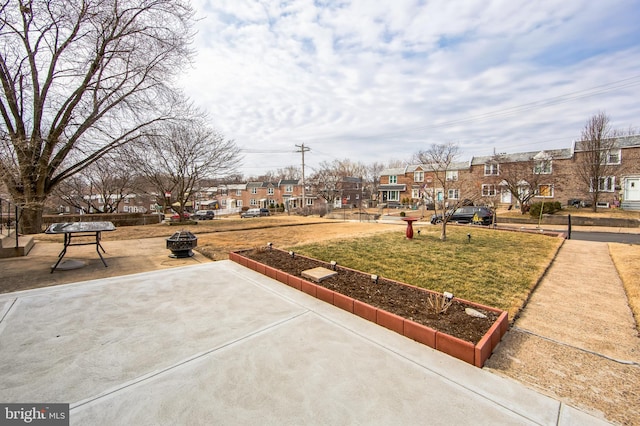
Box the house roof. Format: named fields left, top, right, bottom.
left=247, top=181, right=275, bottom=188
left=278, top=179, right=300, bottom=185
left=471, top=148, right=572, bottom=165
left=380, top=167, right=407, bottom=176
left=378, top=184, right=407, bottom=191
left=574, top=134, right=640, bottom=151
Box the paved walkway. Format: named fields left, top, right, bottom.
left=485, top=239, right=640, bottom=425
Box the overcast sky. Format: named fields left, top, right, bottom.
left=179, top=0, right=640, bottom=178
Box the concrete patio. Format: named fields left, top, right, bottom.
left=0, top=261, right=610, bottom=425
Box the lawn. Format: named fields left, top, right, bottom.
left=289, top=226, right=563, bottom=319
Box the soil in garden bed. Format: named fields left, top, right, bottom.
left=243, top=248, right=500, bottom=344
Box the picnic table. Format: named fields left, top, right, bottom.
left=45, top=221, right=116, bottom=273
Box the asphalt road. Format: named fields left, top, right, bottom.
left=569, top=231, right=640, bottom=244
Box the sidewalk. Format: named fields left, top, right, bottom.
left=485, top=239, right=640, bottom=425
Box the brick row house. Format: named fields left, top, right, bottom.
left=379, top=135, right=640, bottom=211
left=194, top=180, right=311, bottom=212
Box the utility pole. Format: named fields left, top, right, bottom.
left=295, top=143, right=311, bottom=212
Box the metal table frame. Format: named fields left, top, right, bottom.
left=45, top=222, right=116, bottom=273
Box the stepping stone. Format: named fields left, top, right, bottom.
left=301, top=267, right=337, bottom=283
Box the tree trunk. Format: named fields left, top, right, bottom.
left=440, top=222, right=448, bottom=241
left=20, top=204, right=45, bottom=235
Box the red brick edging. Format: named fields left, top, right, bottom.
left=229, top=250, right=508, bottom=367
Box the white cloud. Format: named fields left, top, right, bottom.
left=181, top=0, right=640, bottom=176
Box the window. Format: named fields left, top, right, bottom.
left=602, top=149, right=621, bottom=165
left=388, top=190, right=399, bottom=201
left=537, top=184, right=554, bottom=197
left=268, top=188, right=274, bottom=195
left=285, top=185, right=293, bottom=193
left=591, top=176, right=615, bottom=192
left=414, top=171, right=424, bottom=182
left=448, top=189, right=459, bottom=199
left=411, top=189, right=420, bottom=199
left=484, top=163, right=499, bottom=176
left=251, top=187, right=257, bottom=194
left=482, top=184, right=497, bottom=196
left=237, top=200, right=243, bottom=207
left=236, top=189, right=242, bottom=196
left=221, top=199, right=227, bottom=207
left=446, top=170, right=458, bottom=181
left=250, top=199, right=257, bottom=205
left=306, top=198, right=313, bottom=206
left=389, top=175, right=397, bottom=184
left=534, top=160, right=552, bottom=174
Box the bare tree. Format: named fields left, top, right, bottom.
left=488, top=153, right=553, bottom=214
left=364, top=161, right=385, bottom=206
left=309, top=159, right=367, bottom=211
left=53, top=154, right=137, bottom=213
left=130, top=119, right=240, bottom=222
left=0, top=0, right=194, bottom=233
left=415, top=143, right=471, bottom=241
left=575, top=112, right=619, bottom=212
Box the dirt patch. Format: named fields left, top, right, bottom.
left=242, top=247, right=499, bottom=344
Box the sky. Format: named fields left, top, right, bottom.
left=179, top=0, right=640, bottom=178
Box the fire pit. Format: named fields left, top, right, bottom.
left=166, top=230, right=198, bottom=258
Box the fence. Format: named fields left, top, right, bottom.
left=0, top=198, right=22, bottom=248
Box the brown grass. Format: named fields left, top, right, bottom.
left=609, top=243, right=640, bottom=331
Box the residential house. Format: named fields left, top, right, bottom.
left=378, top=135, right=640, bottom=210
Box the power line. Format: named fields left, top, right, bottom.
left=314, top=74, right=640, bottom=141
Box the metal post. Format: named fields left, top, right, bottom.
left=567, top=214, right=572, bottom=239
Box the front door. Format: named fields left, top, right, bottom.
left=500, top=189, right=512, bottom=204
left=625, top=177, right=640, bottom=201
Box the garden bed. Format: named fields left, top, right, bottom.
left=230, top=247, right=508, bottom=367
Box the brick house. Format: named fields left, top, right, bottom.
left=379, top=135, right=640, bottom=211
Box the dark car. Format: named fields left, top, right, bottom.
left=193, top=210, right=215, bottom=220
left=430, top=206, right=495, bottom=226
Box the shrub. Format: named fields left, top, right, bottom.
left=529, top=201, right=561, bottom=217
left=399, top=211, right=406, bottom=217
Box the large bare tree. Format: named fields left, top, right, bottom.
left=575, top=112, right=619, bottom=212
left=0, top=0, right=194, bottom=233
left=129, top=119, right=240, bottom=222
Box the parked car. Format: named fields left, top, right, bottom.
left=241, top=208, right=270, bottom=218
left=193, top=210, right=215, bottom=220
left=170, top=211, right=190, bottom=221
left=430, top=206, right=495, bottom=226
